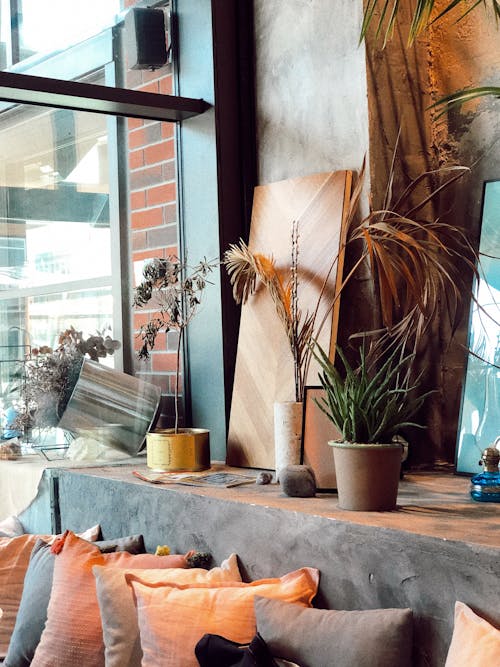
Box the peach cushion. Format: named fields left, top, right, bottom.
left=93, top=553, right=242, bottom=667
left=128, top=566, right=320, bottom=667
left=445, top=601, right=500, bottom=667
left=0, top=525, right=99, bottom=659
left=30, top=531, right=190, bottom=667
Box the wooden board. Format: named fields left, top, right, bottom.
left=226, top=171, right=351, bottom=469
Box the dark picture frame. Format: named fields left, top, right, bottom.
left=301, top=386, right=341, bottom=491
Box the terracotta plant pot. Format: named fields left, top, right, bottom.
left=329, top=441, right=403, bottom=511
left=146, top=428, right=210, bottom=472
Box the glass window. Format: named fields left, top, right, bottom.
left=0, top=0, right=184, bottom=436
left=0, top=0, right=173, bottom=94
left=0, top=100, right=114, bottom=349
left=14, top=0, right=121, bottom=61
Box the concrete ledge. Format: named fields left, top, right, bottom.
left=51, top=464, right=499, bottom=667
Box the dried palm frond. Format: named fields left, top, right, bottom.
left=225, top=143, right=487, bottom=409
left=224, top=236, right=316, bottom=402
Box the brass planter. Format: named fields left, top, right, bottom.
left=146, top=428, right=210, bottom=472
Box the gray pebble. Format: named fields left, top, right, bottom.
left=280, top=465, right=316, bottom=497
left=256, top=471, right=273, bottom=485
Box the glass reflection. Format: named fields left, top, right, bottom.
left=456, top=181, right=500, bottom=473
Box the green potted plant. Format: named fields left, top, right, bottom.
left=133, top=254, right=218, bottom=472
left=313, top=342, right=432, bottom=510
left=307, top=151, right=480, bottom=509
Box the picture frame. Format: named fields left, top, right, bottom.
left=301, top=386, right=341, bottom=491
left=455, top=180, right=500, bottom=474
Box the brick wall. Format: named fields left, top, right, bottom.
left=125, top=3, right=181, bottom=427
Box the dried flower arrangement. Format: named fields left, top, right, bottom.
left=224, top=220, right=321, bottom=403
left=8, top=326, right=120, bottom=436
left=133, top=255, right=218, bottom=432
left=224, top=155, right=480, bottom=408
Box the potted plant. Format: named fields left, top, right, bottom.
left=313, top=342, right=432, bottom=510
left=133, top=255, right=218, bottom=472
left=307, top=150, right=482, bottom=509
left=5, top=326, right=120, bottom=446
left=224, top=218, right=339, bottom=477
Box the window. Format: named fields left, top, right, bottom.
left=0, top=0, right=250, bottom=460
left=0, top=0, right=189, bottom=427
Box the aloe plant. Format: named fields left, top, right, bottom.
left=313, top=342, right=434, bottom=444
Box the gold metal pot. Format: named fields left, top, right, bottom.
left=146, top=428, right=210, bottom=472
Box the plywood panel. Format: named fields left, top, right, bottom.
left=226, top=171, right=351, bottom=469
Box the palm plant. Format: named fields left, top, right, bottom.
left=361, top=1, right=500, bottom=111
left=361, top=0, right=500, bottom=47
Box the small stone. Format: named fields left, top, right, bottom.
left=256, top=471, right=273, bottom=485
left=280, top=465, right=316, bottom=497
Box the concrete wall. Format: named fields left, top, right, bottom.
left=254, top=0, right=369, bottom=184
left=53, top=468, right=500, bottom=667
left=252, top=1, right=500, bottom=464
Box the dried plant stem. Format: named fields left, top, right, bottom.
left=174, top=329, right=182, bottom=433
left=291, top=220, right=300, bottom=401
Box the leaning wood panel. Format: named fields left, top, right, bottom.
left=226, top=171, right=351, bottom=469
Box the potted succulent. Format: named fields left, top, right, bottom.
left=133, top=254, right=218, bottom=472
left=307, top=149, right=481, bottom=509
left=313, top=342, right=432, bottom=510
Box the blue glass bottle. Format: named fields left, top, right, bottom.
left=470, top=447, right=500, bottom=502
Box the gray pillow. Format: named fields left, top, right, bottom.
left=254, top=596, right=413, bottom=667
left=4, top=535, right=145, bottom=667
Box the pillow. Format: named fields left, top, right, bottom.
left=0, top=525, right=100, bottom=659
left=127, top=566, right=319, bottom=667
left=444, top=601, right=500, bottom=667
left=0, top=516, right=24, bottom=538
left=254, top=596, right=413, bottom=667
left=30, top=531, right=191, bottom=667
left=4, top=535, right=146, bottom=667
left=94, top=553, right=242, bottom=667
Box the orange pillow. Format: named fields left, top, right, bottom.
left=93, top=554, right=242, bottom=667
left=0, top=525, right=99, bottom=659
left=127, top=567, right=320, bottom=667
left=30, top=531, right=190, bottom=667
left=445, top=601, right=500, bottom=667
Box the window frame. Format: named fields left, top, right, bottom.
left=0, top=0, right=255, bottom=460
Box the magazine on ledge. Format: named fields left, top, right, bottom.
left=133, top=470, right=257, bottom=488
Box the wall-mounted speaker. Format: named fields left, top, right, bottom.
left=125, top=7, right=169, bottom=71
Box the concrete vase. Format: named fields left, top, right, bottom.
left=274, top=401, right=303, bottom=481
left=330, top=441, right=403, bottom=511
left=146, top=428, right=210, bottom=472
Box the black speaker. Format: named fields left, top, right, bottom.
left=125, top=7, right=169, bottom=71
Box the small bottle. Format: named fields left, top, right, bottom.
left=470, top=447, right=500, bottom=502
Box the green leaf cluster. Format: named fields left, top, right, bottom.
left=313, top=342, right=434, bottom=444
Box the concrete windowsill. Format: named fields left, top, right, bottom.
left=59, top=461, right=499, bottom=550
